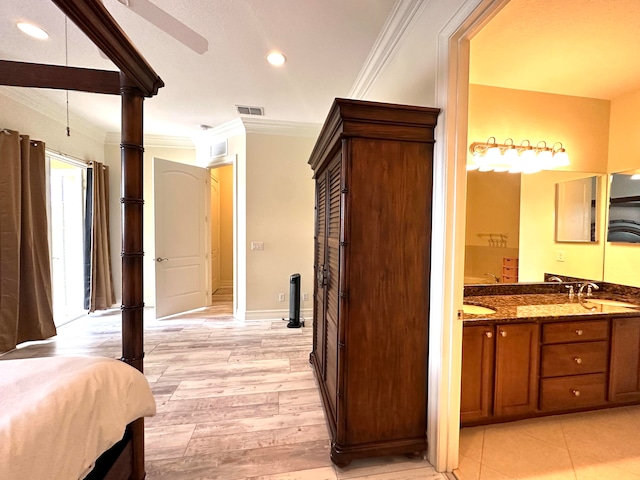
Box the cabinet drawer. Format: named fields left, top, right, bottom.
left=541, top=342, right=608, bottom=377
left=540, top=374, right=606, bottom=411
left=502, top=274, right=518, bottom=283
left=542, top=320, right=608, bottom=344
left=503, top=257, right=519, bottom=267
left=502, top=266, right=518, bottom=276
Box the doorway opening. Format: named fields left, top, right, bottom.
left=209, top=163, right=234, bottom=310
left=47, top=153, right=87, bottom=326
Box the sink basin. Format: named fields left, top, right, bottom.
left=586, top=299, right=639, bottom=308
left=462, top=304, right=496, bottom=315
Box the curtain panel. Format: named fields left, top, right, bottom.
left=0, top=130, right=56, bottom=353
left=88, top=162, right=116, bottom=312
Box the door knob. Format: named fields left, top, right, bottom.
left=154, top=257, right=169, bottom=262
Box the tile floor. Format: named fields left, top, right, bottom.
left=2, top=289, right=449, bottom=480
left=455, top=405, right=640, bottom=480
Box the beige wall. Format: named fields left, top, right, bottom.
left=244, top=132, right=317, bottom=318
left=0, top=90, right=105, bottom=162
left=216, top=164, right=234, bottom=286
left=468, top=85, right=610, bottom=282
left=468, top=85, right=610, bottom=173
left=604, top=88, right=640, bottom=287
left=104, top=142, right=197, bottom=304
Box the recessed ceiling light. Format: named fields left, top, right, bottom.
left=17, top=22, right=49, bottom=40
left=267, top=52, right=286, bottom=66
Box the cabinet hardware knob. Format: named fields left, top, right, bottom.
left=574, top=357, right=583, bottom=364
left=575, top=329, right=584, bottom=336
left=572, top=390, right=581, bottom=397
left=500, top=330, right=507, bottom=337
left=485, top=331, right=493, bottom=338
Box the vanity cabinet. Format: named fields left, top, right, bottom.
left=609, top=317, right=640, bottom=403
left=494, top=323, right=539, bottom=416
left=308, top=98, right=440, bottom=466
left=460, top=322, right=538, bottom=422
left=539, top=320, right=608, bottom=411
left=460, top=325, right=495, bottom=423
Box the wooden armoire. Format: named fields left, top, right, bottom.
left=308, top=98, right=440, bottom=466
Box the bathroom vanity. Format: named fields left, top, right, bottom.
left=460, top=284, right=640, bottom=426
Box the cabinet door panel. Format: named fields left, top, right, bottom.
left=609, top=317, right=640, bottom=403
left=460, top=326, right=495, bottom=424
left=313, top=173, right=327, bottom=372
left=495, top=323, right=539, bottom=416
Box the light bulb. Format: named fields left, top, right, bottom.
left=521, top=148, right=540, bottom=174
left=537, top=149, right=553, bottom=170
left=552, top=150, right=570, bottom=167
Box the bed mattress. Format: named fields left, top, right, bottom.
left=0, top=356, right=156, bottom=480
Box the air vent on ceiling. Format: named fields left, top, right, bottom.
left=236, top=105, right=265, bottom=116
left=209, top=139, right=228, bottom=159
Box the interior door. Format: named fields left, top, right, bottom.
left=154, top=158, right=209, bottom=318
left=210, top=170, right=221, bottom=294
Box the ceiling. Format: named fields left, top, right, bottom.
left=4, top=1, right=639, bottom=142
left=0, top=0, right=396, bottom=138
left=470, top=0, right=640, bottom=101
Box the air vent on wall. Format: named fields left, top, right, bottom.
left=209, top=139, right=228, bottom=159
left=236, top=105, right=265, bottom=116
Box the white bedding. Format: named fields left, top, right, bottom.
left=0, top=356, right=156, bottom=480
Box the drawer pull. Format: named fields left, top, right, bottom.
left=574, top=357, right=583, bottom=364
left=575, top=329, right=584, bottom=336
left=485, top=331, right=493, bottom=338
left=572, top=390, right=581, bottom=397
left=500, top=330, right=507, bottom=338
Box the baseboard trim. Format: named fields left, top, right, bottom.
left=244, top=308, right=313, bottom=321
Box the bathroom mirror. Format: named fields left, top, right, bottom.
left=606, top=171, right=640, bottom=243
left=465, top=170, right=606, bottom=285
left=555, top=176, right=598, bottom=242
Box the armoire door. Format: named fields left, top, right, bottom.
left=313, top=171, right=327, bottom=374
left=323, top=154, right=342, bottom=417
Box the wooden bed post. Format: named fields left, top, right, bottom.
left=120, top=72, right=146, bottom=480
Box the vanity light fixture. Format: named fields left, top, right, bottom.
left=468, top=137, right=570, bottom=173
left=17, top=22, right=49, bottom=40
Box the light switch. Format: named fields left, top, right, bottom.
left=557, top=250, right=565, bottom=262
left=251, top=242, right=264, bottom=251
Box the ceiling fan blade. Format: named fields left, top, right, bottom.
left=115, top=0, right=208, bottom=54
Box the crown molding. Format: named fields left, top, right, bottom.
left=104, top=131, right=195, bottom=148
left=0, top=86, right=107, bottom=143
left=241, top=117, right=321, bottom=137
left=348, top=0, right=428, bottom=99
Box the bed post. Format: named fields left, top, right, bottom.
left=120, top=72, right=146, bottom=480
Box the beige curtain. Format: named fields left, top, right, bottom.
left=88, top=161, right=115, bottom=312
left=0, top=130, right=56, bottom=353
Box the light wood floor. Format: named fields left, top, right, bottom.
left=2, top=289, right=448, bottom=480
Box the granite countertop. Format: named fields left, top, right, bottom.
left=462, top=293, right=640, bottom=325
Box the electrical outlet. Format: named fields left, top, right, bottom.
left=557, top=250, right=565, bottom=262
left=251, top=242, right=264, bottom=251
left=303, top=292, right=309, bottom=301
left=278, top=293, right=285, bottom=302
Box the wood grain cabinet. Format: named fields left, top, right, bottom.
left=308, top=98, right=439, bottom=466
left=609, top=317, right=640, bottom=403
left=460, top=325, right=495, bottom=423
left=494, top=323, right=539, bottom=417
left=539, top=320, right=608, bottom=411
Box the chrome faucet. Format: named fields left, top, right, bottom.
left=484, top=273, right=500, bottom=283
left=566, top=285, right=575, bottom=300
left=548, top=276, right=563, bottom=283
left=578, top=282, right=599, bottom=298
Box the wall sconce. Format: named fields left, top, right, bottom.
left=468, top=137, right=570, bottom=173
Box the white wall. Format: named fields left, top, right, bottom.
left=243, top=131, right=317, bottom=319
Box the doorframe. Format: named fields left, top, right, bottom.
left=206, top=154, right=237, bottom=314
left=430, top=0, right=510, bottom=472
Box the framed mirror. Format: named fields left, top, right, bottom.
left=555, top=176, right=598, bottom=242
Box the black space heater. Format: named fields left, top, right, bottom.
left=285, top=273, right=303, bottom=328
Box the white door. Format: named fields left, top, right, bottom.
left=210, top=171, right=221, bottom=294
left=154, top=158, right=209, bottom=318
